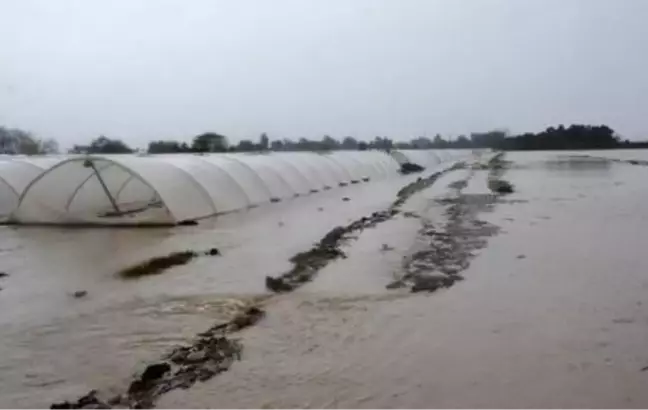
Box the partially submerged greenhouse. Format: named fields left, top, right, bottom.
left=5, top=150, right=470, bottom=226
left=0, top=156, right=66, bottom=221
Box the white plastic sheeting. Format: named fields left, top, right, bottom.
left=0, top=157, right=65, bottom=220
left=390, top=150, right=442, bottom=169
left=389, top=149, right=472, bottom=169
left=11, top=150, right=470, bottom=225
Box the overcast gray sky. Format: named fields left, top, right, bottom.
left=1, top=0, right=647, bottom=148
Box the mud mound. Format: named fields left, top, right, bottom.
left=388, top=155, right=511, bottom=293
left=488, top=179, right=514, bottom=194
left=50, top=304, right=264, bottom=409
left=486, top=152, right=515, bottom=195
left=118, top=248, right=220, bottom=278
left=393, top=162, right=463, bottom=209
left=265, top=163, right=464, bottom=294
left=399, top=162, right=425, bottom=175
left=388, top=194, right=501, bottom=293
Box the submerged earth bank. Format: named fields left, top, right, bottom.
left=1, top=150, right=648, bottom=408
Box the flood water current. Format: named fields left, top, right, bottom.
left=2, top=150, right=648, bottom=408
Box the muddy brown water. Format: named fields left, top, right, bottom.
left=3, top=152, right=648, bottom=408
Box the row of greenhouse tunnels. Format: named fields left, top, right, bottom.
left=0, top=149, right=474, bottom=226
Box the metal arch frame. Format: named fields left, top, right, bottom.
left=327, top=152, right=369, bottom=181
left=61, top=158, right=218, bottom=216
left=189, top=156, right=254, bottom=208
left=389, top=150, right=410, bottom=165
left=317, top=153, right=355, bottom=182
left=0, top=159, right=58, bottom=218
left=273, top=153, right=333, bottom=189
left=266, top=155, right=317, bottom=193
left=204, top=154, right=274, bottom=203
left=222, top=153, right=297, bottom=199
left=0, top=175, right=21, bottom=219
left=15, top=156, right=205, bottom=224
left=341, top=151, right=386, bottom=178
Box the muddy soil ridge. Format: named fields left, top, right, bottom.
left=50, top=302, right=265, bottom=409
left=265, top=161, right=465, bottom=293
left=387, top=188, right=502, bottom=292
left=388, top=152, right=513, bottom=292
left=118, top=248, right=220, bottom=279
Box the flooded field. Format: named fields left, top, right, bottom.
left=2, top=151, right=648, bottom=408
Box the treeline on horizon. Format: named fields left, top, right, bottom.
left=1, top=124, right=648, bottom=156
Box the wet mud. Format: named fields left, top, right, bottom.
left=387, top=191, right=501, bottom=292
left=399, top=162, right=426, bottom=175
left=118, top=248, right=220, bottom=279
left=50, top=301, right=266, bottom=409
left=388, top=153, right=512, bottom=292
left=486, top=152, right=515, bottom=194
left=265, top=162, right=464, bottom=294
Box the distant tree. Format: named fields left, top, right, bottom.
left=410, top=136, right=433, bottom=149
left=0, top=126, right=59, bottom=155
left=85, top=135, right=134, bottom=154
left=470, top=130, right=508, bottom=148
left=341, top=136, right=359, bottom=150
left=191, top=132, right=228, bottom=153
left=16, top=133, right=41, bottom=155
left=259, top=133, right=270, bottom=151
left=371, top=136, right=393, bottom=151
left=455, top=135, right=471, bottom=148
left=320, top=135, right=339, bottom=151
left=69, top=145, right=90, bottom=154
left=40, top=138, right=59, bottom=154
left=235, top=139, right=257, bottom=152
left=282, top=138, right=296, bottom=151
left=432, top=134, right=448, bottom=148
left=270, top=140, right=284, bottom=151
left=148, top=140, right=190, bottom=154
left=497, top=124, right=621, bottom=151
left=136, top=123, right=648, bottom=154
left=296, top=137, right=314, bottom=151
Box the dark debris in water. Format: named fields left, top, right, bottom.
left=118, top=248, right=220, bottom=279
left=72, top=290, right=88, bottom=298
left=485, top=152, right=515, bottom=195
left=177, top=220, right=198, bottom=226
left=488, top=179, right=514, bottom=194
left=399, top=162, right=425, bottom=175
